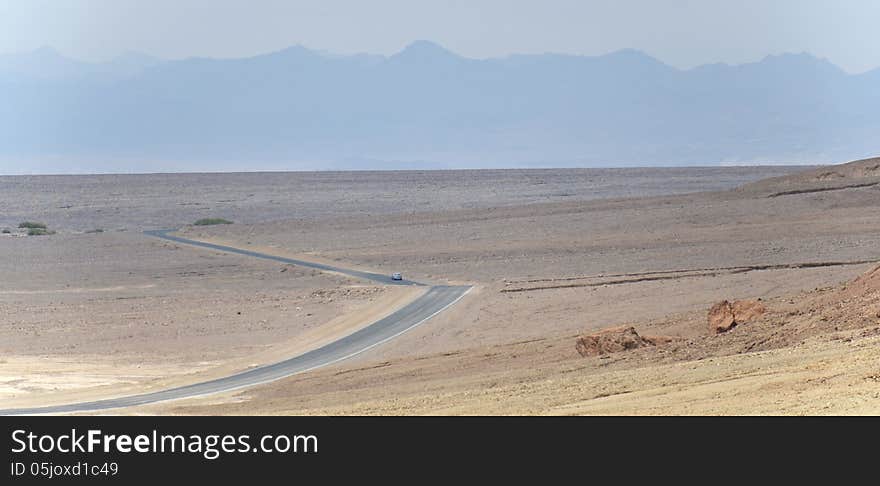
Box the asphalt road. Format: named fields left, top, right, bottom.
left=145, top=229, right=424, bottom=286
left=0, top=230, right=470, bottom=415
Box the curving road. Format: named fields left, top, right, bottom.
left=144, top=229, right=426, bottom=286
left=1, top=230, right=470, bottom=415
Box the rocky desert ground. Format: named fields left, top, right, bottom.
left=2, top=161, right=880, bottom=415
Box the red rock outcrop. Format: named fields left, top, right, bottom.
left=708, top=299, right=766, bottom=334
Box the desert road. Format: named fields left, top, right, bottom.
left=0, top=230, right=470, bottom=415
left=146, top=229, right=425, bottom=286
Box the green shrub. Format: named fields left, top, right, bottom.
left=27, top=228, right=55, bottom=236
left=85, top=228, right=104, bottom=234
left=18, top=221, right=47, bottom=229
left=193, top=218, right=233, bottom=226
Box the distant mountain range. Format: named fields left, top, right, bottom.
left=2, top=41, right=878, bottom=174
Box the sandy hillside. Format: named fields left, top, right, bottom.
left=140, top=262, right=880, bottom=415
left=740, top=156, right=880, bottom=196
left=132, top=157, right=880, bottom=415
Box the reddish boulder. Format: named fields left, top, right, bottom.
left=708, top=299, right=766, bottom=334
left=708, top=300, right=736, bottom=334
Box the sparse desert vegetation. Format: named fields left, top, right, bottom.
left=17, top=221, right=55, bottom=236
left=18, top=221, right=47, bottom=229
left=193, top=218, right=233, bottom=226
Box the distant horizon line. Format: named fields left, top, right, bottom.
left=2, top=40, right=875, bottom=75
left=0, top=163, right=823, bottom=178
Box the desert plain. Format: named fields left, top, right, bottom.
left=2, top=160, right=880, bottom=415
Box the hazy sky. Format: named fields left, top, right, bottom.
left=2, top=0, right=880, bottom=72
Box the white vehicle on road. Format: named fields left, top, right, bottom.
left=391, top=272, right=403, bottom=281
